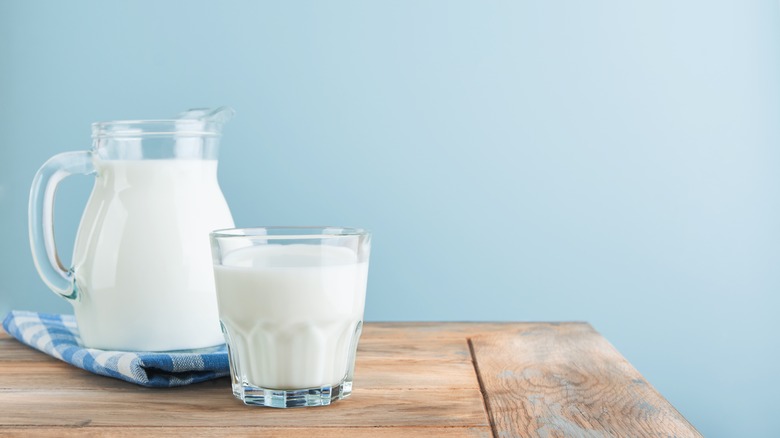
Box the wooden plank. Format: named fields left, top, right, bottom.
left=0, top=331, right=480, bottom=391
left=0, top=326, right=489, bottom=431
left=0, top=426, right=493, bottom=437
left=0, top=358, right=479, bottom=391
left=469, top=323, right=702, bottom=437
left=0, top=388, right=488, bottom=428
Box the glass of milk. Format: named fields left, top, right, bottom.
left=210, top=227, right=371, bottom=408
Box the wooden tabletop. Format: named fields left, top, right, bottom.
left=0, top=322, right=700, bottom=437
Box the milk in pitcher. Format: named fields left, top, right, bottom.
left=72, top=159, right=234, bottom=351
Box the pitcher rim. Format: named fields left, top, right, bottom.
left=91, top=106, right=235, bottom=138
left=91, top=120, right=227, bottom=138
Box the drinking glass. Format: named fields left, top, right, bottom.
left=210, top=227, right=370, bottom=407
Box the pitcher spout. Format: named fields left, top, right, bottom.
left=178, top=106, right=235, bottom=131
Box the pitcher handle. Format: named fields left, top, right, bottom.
left=28, top=151, right=95, bottom=300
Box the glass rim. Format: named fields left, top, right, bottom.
left=210, top=226, right=370, bottom=240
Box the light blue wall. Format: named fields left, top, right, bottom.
left=1, top=1, right=778, bottom=435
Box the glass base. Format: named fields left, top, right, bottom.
left=233, top=379, right=353, bottom=408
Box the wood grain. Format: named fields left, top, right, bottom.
left=0, top=322, right=699, bottom=437
left=469, top=323, right=702, bottom=437
left=0, top=388, right=488, bottom=427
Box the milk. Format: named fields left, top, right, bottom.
left=214, top=244, right=368, bottom=390
left=72, top=159, right=234, bottom=351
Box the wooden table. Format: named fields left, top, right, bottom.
left=0, top=322, right=700, bottom=437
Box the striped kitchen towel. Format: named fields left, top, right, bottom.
left=2, top=310, right=230, bottom=388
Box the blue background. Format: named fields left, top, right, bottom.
left=1, top=1, right=778, bottom=435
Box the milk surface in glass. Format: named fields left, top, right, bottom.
left=214, top=244, right=367, bottom=390
left=72, top=159, right=234, bottom=351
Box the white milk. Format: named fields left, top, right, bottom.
left=214, top=244, right=368, bottom=390
left=72, top=159, right=234, bottom=351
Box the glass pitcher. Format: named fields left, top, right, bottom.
left=29, top=107, right=236, bottom=351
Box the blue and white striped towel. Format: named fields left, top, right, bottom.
left=2, top=310, right=230, bottom=388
